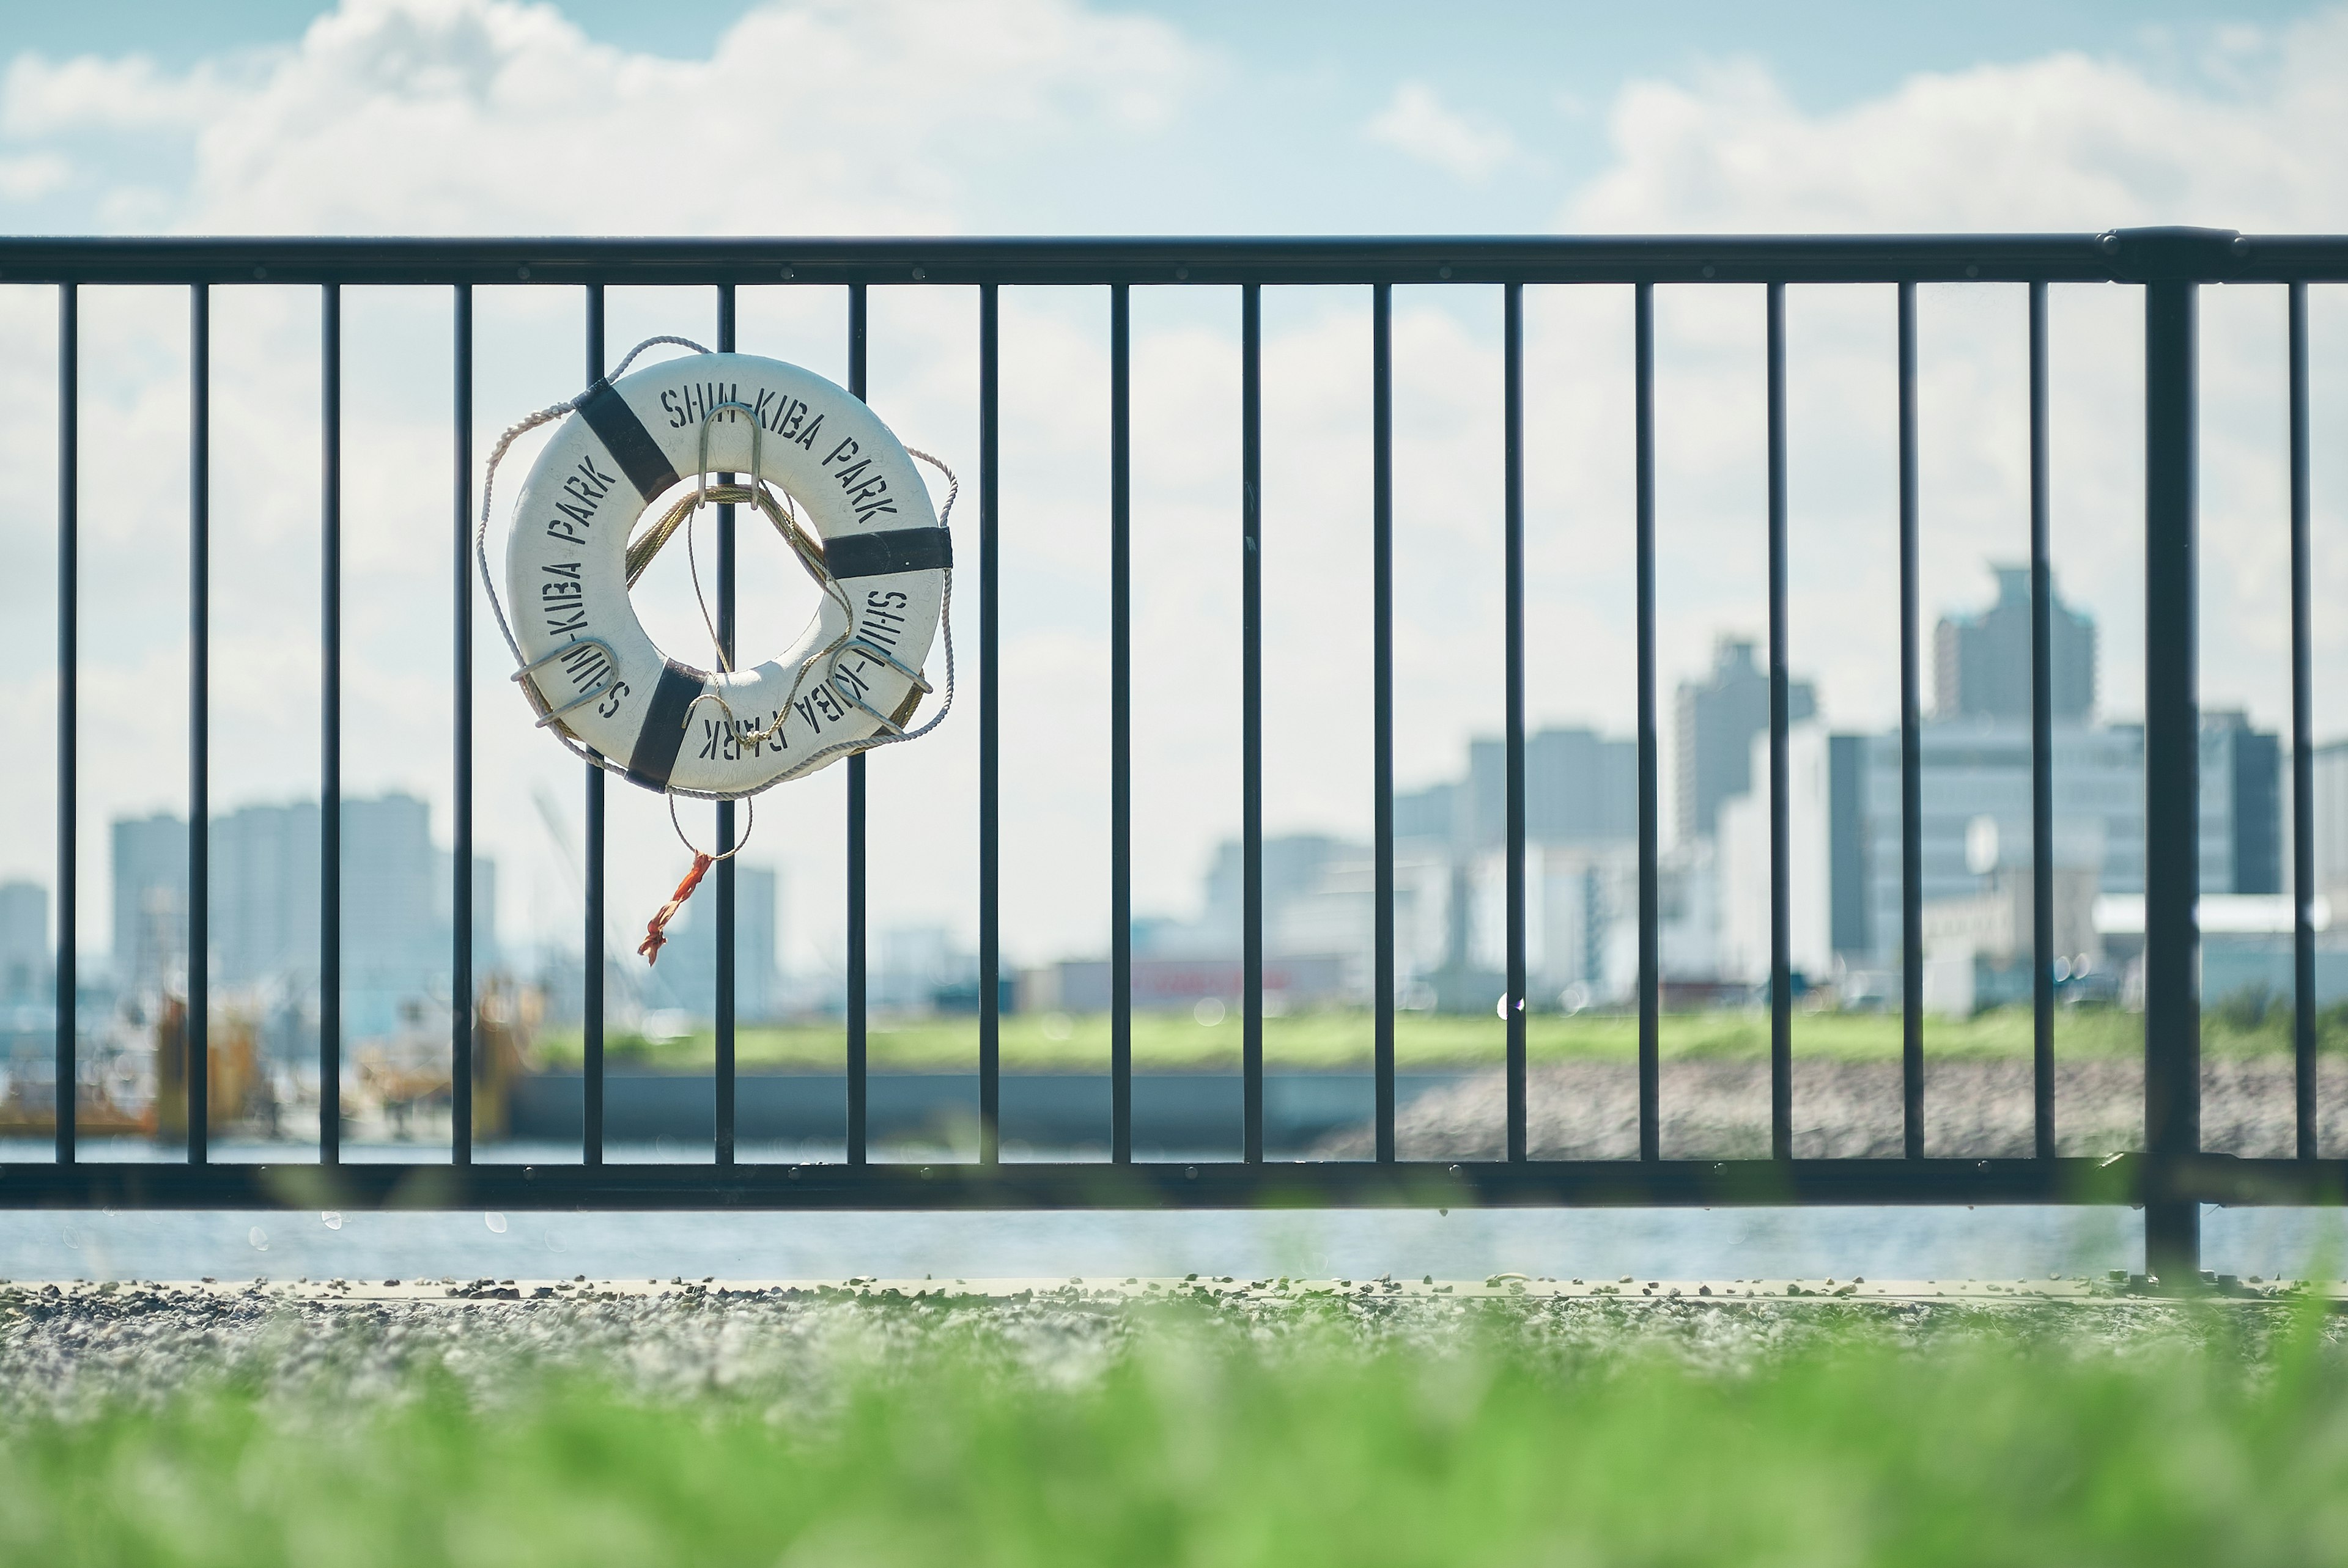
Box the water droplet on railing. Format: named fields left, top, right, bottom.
left=320, top=1212, right=342, bottom=1231
left=248, top=1227, right=268, bottom=1251
left=484, top=1212, right=508, bottom=1234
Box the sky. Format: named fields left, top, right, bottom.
left=2, top=0, right=2347, bottom=993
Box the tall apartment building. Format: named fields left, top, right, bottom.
left=111, top=813, right=190, bottom=987
left=0, top=881, right=46, bottom=1004
left=111, top=794, right=498, bottom=1039
left=1675, top=637, right=1816, bottom=847
left=2202, top=710, right=2283, bottom=897
left=1933, top=564, right=2097, bottom=723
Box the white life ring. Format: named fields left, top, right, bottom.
left=491, top=349, right=950, bottom=799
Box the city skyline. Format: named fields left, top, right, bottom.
left=0, top=555, right=2329, bottom=1029
left=1057, top=562, right=2319, bottom=1019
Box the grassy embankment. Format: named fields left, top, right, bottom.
left=6, top=1299, right=2346, bottom=1565
left=534, top=997, right=2345, bottom=1073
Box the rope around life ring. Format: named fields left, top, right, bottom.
left=476, top=340, right=956, bottom=959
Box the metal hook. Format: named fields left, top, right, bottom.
left=824, top=637, right=932, bottom=738
left=696, top=400, right=767, bottom=510
left=513, top=636, right=621, bottom=727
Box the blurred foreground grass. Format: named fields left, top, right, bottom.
left=536, top=998, right=2347, bottom=1073
left=6, top=1298, right=2346, bottom=1566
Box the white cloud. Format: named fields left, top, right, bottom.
left=0, top=0, right=1200, bottom=234
left=0, top=151, right=68, bottom=199
left=1362, top=81, right=1518, bottom=183
left=0, top=51, right=236, bottom=136
left=1568, top=17, right=2348, bottom=232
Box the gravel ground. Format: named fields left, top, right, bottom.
left=1, top=1275, right=2333, bottom=1422
left=1324, top=1057, right=2348, bottom=1161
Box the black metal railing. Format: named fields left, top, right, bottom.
left=5, top=227, right=2346, bottom=1283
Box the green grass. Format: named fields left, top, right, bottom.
left=533, top=999, right=2343, bottom=1073
left=7, top=1300, right=2347, bottom=1565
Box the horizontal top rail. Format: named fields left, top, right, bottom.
left=2, top=227, right=2344, bottom=286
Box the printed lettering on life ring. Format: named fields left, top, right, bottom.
left=501, top=351, right=947, bottom=797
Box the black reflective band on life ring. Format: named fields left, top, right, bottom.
left=624, top=658, right=708, bottom=791
left=825, top=526, right=953, bottom=579
left=577, top=378, right=682, bottom=501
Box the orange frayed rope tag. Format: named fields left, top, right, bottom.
left=638, top=852, right=714, bottom=966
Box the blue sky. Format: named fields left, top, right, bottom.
left=14, top=0, right=2312, bottom=108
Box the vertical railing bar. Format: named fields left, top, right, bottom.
left=2292, top=281, right=2317, bottom=1161
left=189, top=283, right=210, bottom=1166
left=2029, top=281, right=2056, bottom=1160
left=715, top=285, right=737, bottom=1167
left=1242, top=282, right=1264, bottom=1166
left=2143, top=271, right=2202, bottom=1284
left=1373, top=282, right=1396, bottom=1165
left=452, top=283, right=473, bottom=1167
left=1898, top=282, right=1924, bottom=1159
left=1110, top=284, right=1132, bottom=1165
left=1635, top=281, right=1659, bottom=1163
left=978, top=285, right=1001, bottom=1166
left=1767, top=281, right=1791, bottom=1163
left=846, top=283, right=869, bottom=1166
left=56, top=284, right=75, bottom=1168
left=1504, top=282, right=1527, bottom=1165
left=320, top=282, right=342, bottom=1167
left=583, top=286, right=606, bottom=1168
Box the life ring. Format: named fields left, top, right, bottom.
left=487, top=347, right=951, bottom=800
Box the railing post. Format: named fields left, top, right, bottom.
left=2121, top=227, right=2236, bottom=1286
left=715, top=284, right=736, bottom=1166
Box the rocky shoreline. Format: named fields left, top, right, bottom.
left=1323, top=1057, right=2348, bottom=1161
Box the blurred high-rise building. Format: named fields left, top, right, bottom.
left=2202, top=710, right=2283, bottom=897
left=111, top=813, right=188, bottom=988
left=1933, top=564, right=2096, bottom=722
left=109, top=794, right=498, bottom=1038
left=1675, top=637, right=1816, bottom=846
left=0, top=880, right=47, bottom=1004
left=1464, top=728, right=1637, bottom=848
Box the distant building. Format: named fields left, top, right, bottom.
left=1675, top=637, right=1815, bottom=847
left=1196, top=834, right=1355, bottom=949
left=2202, top=710, right=2282, bottom=897
left=1933, top=564, right=2097, bottom=723
left=0, top=881, right=46, bottom=1003
left=644, top=863, right=780, bottom=1021
left=2314, top=740, right=2348, bottom=908
left=1718, top=724, right=1861, bottom=985
left=109, top=795, right=500, bottom=1040
left=1460, top=841, right=1636, bottom=1005
left=1143, top=731, right=1656, bottom=1010
left=1030, top=954, right=1350, bottom=1014
left=112, top=812, right=189, bottom=987
left=1858, top=720, right=2145, bottom=977
left=1393, top=781, right=1459, bottom=847
left=1825, top=712, right=2276, bottom=1005
left=211, top=801, right=320, bottom=988
left=1463, top=729, right=1637, bottom=848
left=1121, top=831, right=1467, bottom=1009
